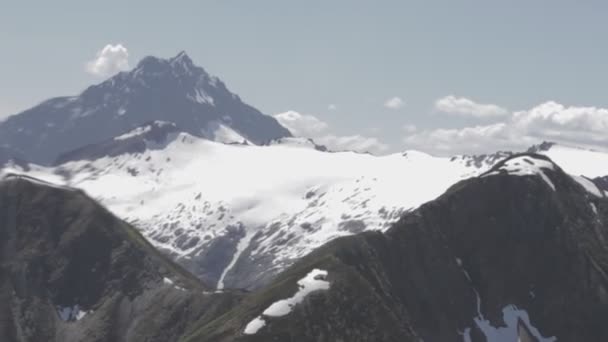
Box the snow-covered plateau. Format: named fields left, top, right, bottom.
left=2, top=131, right=607, bottom=289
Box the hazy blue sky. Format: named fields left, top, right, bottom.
left=2, top=0, right=607, bottom=154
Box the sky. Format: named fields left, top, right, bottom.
left=1, top=0, right=608, bottom=155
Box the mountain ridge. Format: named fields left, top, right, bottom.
left=3, top=130, right=608, bottom=292
left=183, top=153, right=608, bottom=341
left=0, top=174, right=248, bottom=342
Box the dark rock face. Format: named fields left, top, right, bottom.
left=186, top=154, right=608, bottom=341
left=527, top=141, right=556, bottom=153
left=0, top=52, right=291, bottom=164
left=0, top=176, right=242, bottom=342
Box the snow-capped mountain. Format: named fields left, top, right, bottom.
left=8, top=152, right=608, bottom=342
left=3, top=129, right=608, bottom=290
left=0, top=125, right=489, bottom=289
left=0, top=51, right=290, bottom=164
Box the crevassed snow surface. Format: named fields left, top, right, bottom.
left=1, top=134, right=485, bottom=287
left=483, top=156, right=556, bottom=191
left=243, top=269, right=329, bottom=335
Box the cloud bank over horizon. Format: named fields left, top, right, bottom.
left=274, top=110, right=389, bottom=154
left=405, top=100, right=608, bottom=155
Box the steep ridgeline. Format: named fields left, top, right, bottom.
left=0, top=175, right=242, bottom=342
left=0, top=51, right=290, bottom=164
left=185, top=154, right=608, bottom=341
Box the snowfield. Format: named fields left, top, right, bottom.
left=540, top=144, right=608, bottom=178
left=0, top=132, right=487, bottom=288
left=244, top=268, right=330, bottom=335
left=2, top=135, right=608, bottom=289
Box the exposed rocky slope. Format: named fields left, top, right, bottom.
left=184, top=154, right=608, bottom=341
left=0, top=51, right=290, bottom=164
left=0, top=175, right=242, bottom=342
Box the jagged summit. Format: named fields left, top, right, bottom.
left=131, top=51, right=204, bottom=80
left=170, top=50, right=195, bottom=66
left=0, top=52, right=291, bottom=164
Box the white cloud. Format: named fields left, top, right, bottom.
left=274, top=110, right=388, bottom=154
left=404, top=123, right=516, bottom=155
left=86, top=44, right=130, bottom=77
left=328, top=104, right=337, bottom=111
left=316, top=135, right=389, bottom=154
left=273, top=111, right=329, bottom=137
left=384, top=97, right=405, bottom=110
left=435, top=95, right=508, bottom=118
left=404, top=101, right=608, bottom=155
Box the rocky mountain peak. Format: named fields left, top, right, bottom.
left=132, top=50, right=207, bottom=82
left=170, top=50, right=195, bottom=68
left=0, top=52, right=291, bottom=164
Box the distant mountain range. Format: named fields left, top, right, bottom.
left=0, top=51, right=290, bottom=164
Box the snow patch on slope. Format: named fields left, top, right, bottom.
left=483, top=155, right=556, bottom=191
left=244, top=316, right=266, bottom=335
left=264, top=269, right=329, bottom=317
left=571, top=175, right=604, bottom=198
left=463, top=305, right=556, bottom=342
left=244, top=269, right=329, bottom=335
left=114, top=121, right=174, bottom=140
left=217, top=232, right=255, bottom=290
